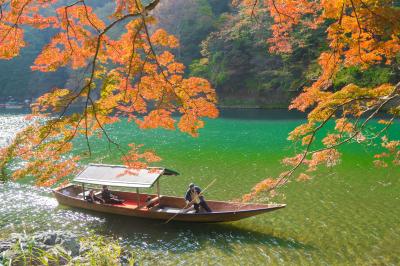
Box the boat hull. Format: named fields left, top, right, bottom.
left=53, top=185, right=285, bottom=223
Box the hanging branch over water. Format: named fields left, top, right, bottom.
left=0, top=0, right=219, bottom=185
left=240, top=0, right=400, bottom=201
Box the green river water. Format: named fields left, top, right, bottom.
left=0, top=109, right=399, bottom=265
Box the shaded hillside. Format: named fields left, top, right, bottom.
left=0, top=28, right=67, bottom=101
left=152, top=0, right=231, bottom=65
left=188, top=8, right=324, bottom=107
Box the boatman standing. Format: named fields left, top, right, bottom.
left=185, top=183, right=212, bottom=213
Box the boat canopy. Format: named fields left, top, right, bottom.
left=73, top=164, right=178, bottom=188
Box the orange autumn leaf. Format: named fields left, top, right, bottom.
left=297, top=173, right=311, bottom=182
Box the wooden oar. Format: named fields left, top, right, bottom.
left=164, top=179, right=217, bottom=224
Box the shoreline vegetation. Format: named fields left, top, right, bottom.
left=0, top=104, right=291, bottom=110
left=1, top=103, right=396, bottom=111
left=0, top=231, right=134, bottom=266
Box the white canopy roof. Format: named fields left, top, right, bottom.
left=73, top=164, right=167, bottom=188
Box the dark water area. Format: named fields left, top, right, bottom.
left=218, top=108, right=307, bottom=120
left=0, top=109, right=399, bottom=265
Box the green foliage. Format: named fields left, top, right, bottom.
left=189, top=58, right=210, bottom=78
left=333, top=66, right=399, bottom=89
left=189, top=7, right=326, bottom=106
left=154, top=0, right=231, bottom=66
left=2, top=239, right=71, bottom=266
left=1, top=234, right=136, bottom=266
left=78, top=236, right=124, bottom=266
left=208, top=0, right=230, bottom=15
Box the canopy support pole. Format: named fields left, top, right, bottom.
left=81, top=183, right=85, bottom=199
left=156, top=180, right=160, bottom=198
left=136, top=188, right=140, bottom=206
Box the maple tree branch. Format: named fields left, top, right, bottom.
left=88, top=96, right=127, bottom=157
left=64, top=0, right=101, bottom=38
left=309, top=94, right=399, bottom=155
left=0, top=4, right=3, bottom=21
left=29, top=90, right=88, bottom=150
left=358, top=0, right=398, bottom=30
left=247, top=0, right=261, bottom=24
left=65, top=0, right=160, bottom=102
left=124, top=21, right=145, bottom=99
left=83, top=97, right=91, bottom=155
left=349, top=0, right=366, bottom=64
left=72, top=0, right=160, bottom=155
left=0, top=0, right=30, bottom=43
left=60, top=116, right=84, bottom=149
left=367, top=116, right=395, bottom=141
left=273, top=109, right=336, bottom=188
left=140, top=17, right=185, bottom=109
left=266, top=83, right=400, bottom=192
left=338, top=2, right=345, bottom=25
left=140, top=14, right=204, bottom=116
left=270, top=0, right=295, bottom=22
left=2, top=0, right=215, bottom=180
left=251, top=0, right=259, bottom=17
left=131, top=0, right=200, bottom=114
left=64, top=5, right=78, bottom=55
left=130, top=50, right=150, bottom=106
left=63, top=0, right=93, bottom=55
left=80, top=0, right=101, bottom=33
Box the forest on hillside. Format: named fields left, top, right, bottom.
left=1, top=0, right=399, bottom=107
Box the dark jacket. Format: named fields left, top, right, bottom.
left=101, top=188, right=112, bottom=200
left=185, top=186, right=205, bottom=203
left=85, top=194, right=103, bottom=203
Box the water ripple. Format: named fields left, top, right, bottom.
left=0, top=182, right=104, bottom=239
left=0, top=113, right=29, bottom=147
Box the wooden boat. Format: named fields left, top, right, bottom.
left=53, top=164, right=286, bottom=223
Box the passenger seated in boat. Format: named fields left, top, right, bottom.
left=101, top=185, right=125, bottom=204
left=85, top=190, right=104, bottom=204
left=185, top=183, right=212, bottom=213
left=145, top=196, right=155, bottom=208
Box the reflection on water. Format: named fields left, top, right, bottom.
left=0, top=109, right=399, bottom=265
left=0, top=112, right=29, bottom=147
left=0, top=183, right=104, bottom=238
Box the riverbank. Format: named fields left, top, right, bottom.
left=0, top=230, right=134, bottom=265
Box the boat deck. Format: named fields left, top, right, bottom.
left=109, top=199, right=197, bottom=214
left=118, top=199, right=139, bottom=209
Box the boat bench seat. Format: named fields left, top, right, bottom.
left=77, top=191, right=101, bottom=199
left=145, top=196, right=161, bottom=209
